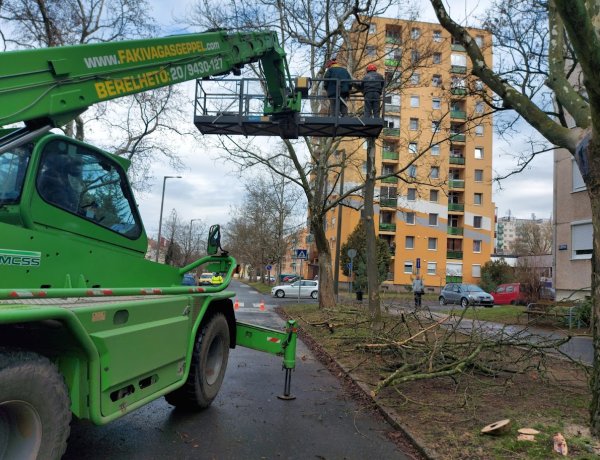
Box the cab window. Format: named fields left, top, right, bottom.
left=36, top=139, right=142, bottom=239
left=0, top=144, right=32, bottom=205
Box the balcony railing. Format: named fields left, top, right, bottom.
left=383, top=127, right=400, bottom=136
left=446, top=275, right=463, bottom=282
left=449, top=156, right=465, bottom=165
left=450, top=65, right=467, bottom=74
left=451, top=88, right=467, bottom=96
left=448, top=179, right=465, bottom=189
left=379, top=222, right=397, bottom=232
left=451, top=43, right=466, bottom=51
left=384, top=104, right=400, bottom=113
left=450, top=133, right=466, bottom=142
left=448, top=203, right=464, bottom=212
left=446, top=251, right=463, bottom=259
left=381, top=176, right=399, bottom=184
left=450, top=109, right=466, bottom=119
left=447, top=226, right=464, bottom=236
left=385, top=36, right=401, bottom=44
left=382, top=150, right=399, bottom=161
left=380, top=198, right=398, bottom=208
left=385, top=58, right=401, bottom=67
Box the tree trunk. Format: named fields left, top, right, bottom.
left=312, top=214, right=336, bottom=309
left=364, top=138, right=381, bottom=319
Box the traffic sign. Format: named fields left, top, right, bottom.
left=347, top=262, right=353, bottom=270
left=265, top=264, right=272, bottom=271
left=416, top=258, right=421, bottom=269
left=347, top=248, right=357, bottom=258
left=295, top=249, right=308, bottom=259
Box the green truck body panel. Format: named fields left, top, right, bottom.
left=0, top=28, right=299, bottom=437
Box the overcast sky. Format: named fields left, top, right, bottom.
left=137, top=0, right=555, bottom=239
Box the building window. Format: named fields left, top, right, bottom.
left=431, top=144, right=440, bottom=156
left=427, top=261, right=437, bottom=275
left=385, top=115, right=400, bottom=128
left=405, top=235, right=415, bottom=249
left=410, top=95, right=420, bottom=107
left=411, top=28, right=421, bottom=39
left=572, top=221, right=593, bottom=259
left=410, top=73, right=421, bottom=84
left=473, top=240, right=482, bottom=253
left=474, top=80, right=484, bottom=91
left=573, top=159, right=586, bottom=191
left=475, top=35, right=484, bottom=47
left=369, top=23, right=377, bottom=34
left=366, top=45, right=377, bottom=56
left=407, top=188, right=416, bottom=201
left=473, top=216, right=482, bottom=228
left=429, top=213, right=438, bottom=226
left=428, top=237, right=437, bottom=250
left=433, top=52, right=441, bottom=64
left=472, top=264, right=481, bottom=278
left=432, top=120, right=440, bottom=133
left=475, top=125, right=484, bottom=136
left=474, top=193, right=483, bottom=205
left=451, top=53, right=467, bottom=67
left=404, top=261, right=414, bottom=274
left=475, top=101, right=484, bottom=113
left=430, top=166, right=440, bottom=179
left=433, top=30, right=442, bottom=42
left=474, top=147, right=484, bottom=159
left=409, top=142, right=418, bottom=154
left=430, top=189, right=439, bottom=202
left=474, top=169, right=483, bottom=182
left=432, top=74, right=442, bottom=87
left=409, top=118, right=419, bottom=130
left=406, top=211, right=415, bottom=224
left=408, top=165, right=417, bottom=177
left=432, top=98, right=441, bottom=110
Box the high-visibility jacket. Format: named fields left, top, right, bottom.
left=211, top=275, right=223, bottom=285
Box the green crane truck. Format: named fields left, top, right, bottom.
left=0, top=30, right=301, bottom=459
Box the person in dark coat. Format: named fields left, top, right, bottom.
left=323, top=58, right=352, bottom=116
left=361, top=63, right=385, bottom=118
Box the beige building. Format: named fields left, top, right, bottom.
left=553, top=148, right=592, bottom=300
left=324, top=17, right=495, bottom=292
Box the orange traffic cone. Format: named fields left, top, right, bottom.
left=234, top=298, right=239, bottom=310
left=259, top=299, right=265, bottom=311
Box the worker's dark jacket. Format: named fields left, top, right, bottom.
left=324, top=65, right=352, bottom=97
left=361, top=71, right=384, bottom=95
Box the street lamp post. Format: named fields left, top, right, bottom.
left=155, top=175, right=182, bottom=262
left=188, top=218, right=201, bottom=263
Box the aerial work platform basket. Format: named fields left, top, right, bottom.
left=193, top=78, right=385, bottom=139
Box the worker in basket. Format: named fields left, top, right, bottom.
left=211, top=272, right=223, bottom=285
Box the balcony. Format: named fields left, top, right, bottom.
left=449, top=156, right=465, bottom=165
left=384, top=104, right=400, bottom=113
left=450, top=133, right=466, bottom=142
left=446, top=275, right=463, bottom=282
left=385, top=58, right=401, bottom=67
left=448, top=203, right=464, bottom=212
left=381, top=176, right=399, bottom=184
left=450, top=110, right=466, bottom=119
left=446, top=251, right=463, bottom=259
left=447, top=226, right=464, bottom=236
left=379, top=222, right=397, bottom=232
left=448, top=179, right=465, bottom=189
left=383, top=127, right=400, bottom=136
left=451, top=43, right=466, bottom=52
left=382, top=150, right=399, bottom=161
left=450, top=65, right=467, bottom=74
left=385, top=36, right=401, bottom=44
left=451, top=88, right=467, bottom=96
left=380, top=198, right=398, bottom=208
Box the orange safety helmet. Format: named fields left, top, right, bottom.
left=366, top=63, right=377, bottom=71
left=326, top=59, right=337, bottom=68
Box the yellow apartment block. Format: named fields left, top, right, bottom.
left=324, top=17, right=495, bottom=292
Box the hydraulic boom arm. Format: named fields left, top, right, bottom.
left=0, top=30, right=299, bottom=133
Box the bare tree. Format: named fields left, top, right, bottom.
left=511, top=218, right=553, bottom=256
left=429, top=0, right=600, bottom=436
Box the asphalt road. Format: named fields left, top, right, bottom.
left=63, top=280, right=410, bottom=459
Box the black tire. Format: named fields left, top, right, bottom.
left=460, top=297, right=469, bottom=308
left=439, top=296, right=447, bottom=306
left=0, top=350, right=71, bottom=460
left=310, top=291, right=318, bottom=299
left=165, top=313, right=230, bottom=409
left=275, top=290, right=285, bottom=298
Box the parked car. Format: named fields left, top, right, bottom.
left=282, top=275, right=299, bottom=283
left=439, top=283, right=494, bottom=308
left=271, top=280, right=319, bottom=299
left=492, top=283, right=528, bottom=305
left=198, top=272, right=213, bottom=285
left=181, top=273, right=196, bottom=286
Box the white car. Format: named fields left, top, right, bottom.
left=271, top=280, right=319, bottom=299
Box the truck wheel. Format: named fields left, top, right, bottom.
left=0, top=350, right=71, bottom=460
left=165, top=313, right=230, bottom=409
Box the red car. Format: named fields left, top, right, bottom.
left=491, top=283, right=528, bottom=305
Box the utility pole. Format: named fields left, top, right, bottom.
left=333, top=150, right=346, bottom=299
left=155, top=175, right=181, bottom=262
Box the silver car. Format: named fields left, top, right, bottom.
left=439, top=283, right=494, bottom=308
left=271, top=280, right=319, bottom=299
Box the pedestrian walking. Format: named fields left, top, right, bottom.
left=412, top=275, right=424, bottom=307
left=361, top=63, right=384, bottom=118
left=324, top=58, right=352, bottom=116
